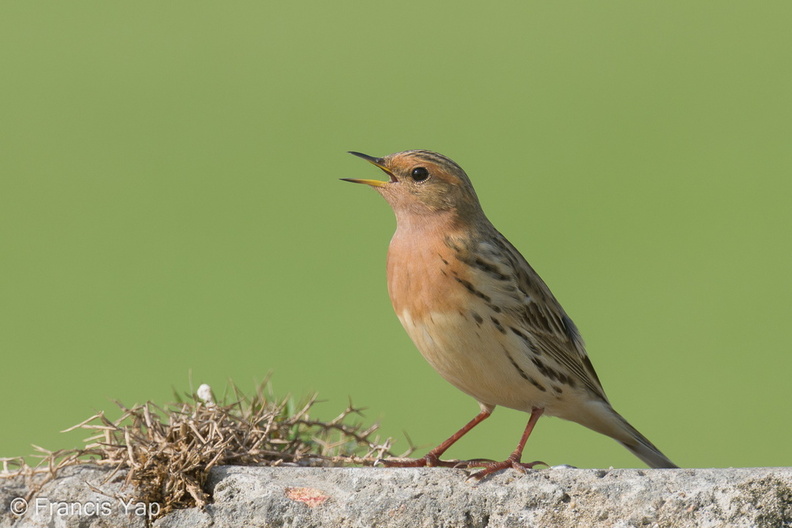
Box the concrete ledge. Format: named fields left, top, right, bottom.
left=2, top=465, right=791, bottom=527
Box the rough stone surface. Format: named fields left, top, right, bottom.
left=2, top=465, right=791, bottom=527
left=1, top=465, right=149, bottom=528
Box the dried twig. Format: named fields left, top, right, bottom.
left=1, top=380, right=412, bottom=518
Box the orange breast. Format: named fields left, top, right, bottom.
left=386, top=225, right=471, bottom=322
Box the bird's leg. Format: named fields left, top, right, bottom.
left=468, top=407, right=546, bottom=480
left=381, top=408, right=492, bottom=468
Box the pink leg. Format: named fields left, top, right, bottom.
left=382, top=408, right=492, bottom=468
left=468, top=407, right=545, bottom=480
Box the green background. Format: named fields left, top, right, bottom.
left=1, top=2, right=790, bottom=469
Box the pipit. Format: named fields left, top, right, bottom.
left=343, top=150, right=677, bottom=478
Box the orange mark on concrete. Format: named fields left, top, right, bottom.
left=285, top=487, right=330, bottom=508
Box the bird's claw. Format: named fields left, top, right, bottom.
left=466, top=458, right=547, bottom=481
left=377, top=454, right=471, bottom=469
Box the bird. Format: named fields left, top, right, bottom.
left=342, top=149, right=677, bottom=478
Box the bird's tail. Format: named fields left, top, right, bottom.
left=613, top=411, right=679, bottom=468
left=574, top=400, right=678, bottom=468
left=616, top=415, right=678, bottom=469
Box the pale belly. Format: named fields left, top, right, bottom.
left=386, top=223, right=571, bottom=415
left=397, top=308, right=560, bottom=413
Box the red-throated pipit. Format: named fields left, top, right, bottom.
left=343, top=150, right=677, bottom=478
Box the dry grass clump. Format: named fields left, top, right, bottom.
left=0, top=380, right=408, bottom=517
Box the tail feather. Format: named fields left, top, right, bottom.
left=619, top=432, right=678, bottom=469
left=613, top=411, right=677, bottom=468
left=571, top=400, right=678, bottom=468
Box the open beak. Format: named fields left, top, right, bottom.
left=342, top=151, right=396, bottom=187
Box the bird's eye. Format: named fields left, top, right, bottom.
left=410, top=167, right=430, bottom=182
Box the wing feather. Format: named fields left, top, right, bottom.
left=470, top=230, right=608, bottom=401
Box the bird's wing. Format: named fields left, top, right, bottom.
left=472, top=232, right=609, bottom=402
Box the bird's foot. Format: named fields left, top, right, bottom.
left=466, top=456, right=547, bottom=480
left=377, top=453, right=470, bottom=469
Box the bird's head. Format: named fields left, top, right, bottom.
left=343, top=150, right=484, bottom=222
